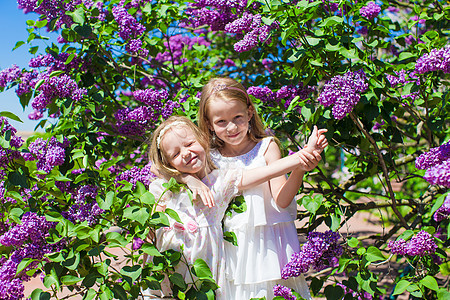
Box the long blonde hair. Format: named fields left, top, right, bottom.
left=149, top=116, right=215, bottom=180
left=198, top=77, right=267, bottom=149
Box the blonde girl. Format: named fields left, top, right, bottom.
left=198, top=77, right=327, bottom=299
left=146, top=116, right=323, bottom=299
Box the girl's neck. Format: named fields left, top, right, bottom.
left=195, top=165, right=212, bottom=179
left=220, top=135, right=257, bottom=157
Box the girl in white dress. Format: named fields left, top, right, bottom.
left=147, top=116, right=324, bottom=299
left=197, top=77, right=328, bottom=299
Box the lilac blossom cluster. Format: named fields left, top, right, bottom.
left=62, top=185, right=103, bottom=226
left=434, top=195, right=450, bottom=222
left=132, top=237, right=145, bottom=250
left=114, top=89, right=179, bottom=135
left=247, top=84, right=314, bottom=108
left=0, top=65, right=21, bottom=88
left=185, top=0, right=246, bottom=31
left=281, top=231, right=342, bottom=279
left=126, top=39, right=149, bottom=57
left=359, top=1, right=381, bottom=20
left=115, top=163, right=155, bottom=188
left=17, top=0, right=81, bottom=30
left=317, top=69, right=368, bottom=119
left=388, top=230, right=437, bottom=256
left=224, top=12, right=278, bottom=52
left=112, top=2, right=145, bottom=40
left=386, top=69, right=420, bottom=103
left=154, top=35, right=211, bottom=65
left=0, top=118, right=24, bottom=174
left=30, top=73, right=87, bottom=120
left=415, top=46, right=450, bottom=74
left=185, top=0, right=277, bottom=52
left=0, top=212, right=65, bottom=300
left=24, top=137, right=69, bottom=174
left=29, top=53, right=83, bottom=74
left=415, top=141, right=450, bottom=187
left=273, top=284, right=296, bottom=300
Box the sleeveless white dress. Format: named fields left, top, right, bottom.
left=211, top=137, right=311, bottom=300
left=150, top=168, right=242, bottom=299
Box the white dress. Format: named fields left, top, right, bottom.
left=150, top=168, right=242, bottom=299
left=211, top=137, right=311, bottom=300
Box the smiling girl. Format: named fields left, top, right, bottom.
left=147, top=116, right=323, bottom=298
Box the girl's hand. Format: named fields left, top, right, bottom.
left=305, top=126, right=328, bottom=153
left=296, top=148, right=322, bottom=172
left=181, top=174, right=215, bottom=208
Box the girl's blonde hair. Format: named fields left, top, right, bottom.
left=149, top=115, right=215, bottom=180
left=198, top=77, right=267, bottom=149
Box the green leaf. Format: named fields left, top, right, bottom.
left=141, top=244, right=162, bottom=256
left=320, top=16, right=343, bottom=27
left=97, top=191, right=114, bottom=210
left=165, top=208, right=182, bottom=223
left=61, top=275, right=84, bottom=285
left=123, top=206, right=150, bottom=226
left=16, top=258, right=36, bottom=276
left=420, top=275, right=439, bottom=291
left=140, top=191, right=155, bottom=205
left=302, top=194, right=322, bottom=214
left=365, top=246, right=385, bottom=262
left=393, top=280, right=410, bottom=295
left=30, top=289, right=43, bottom=300
left=13, top=41, right=25, bottom=51
left=112, top=285, right=127, bottom=300
left=169, top=273, right=187, bottom=290
left=193, top=259, right=213, bottom=279
left=347, top=237, right=359, bottom=248
left=67, top=8, right=85, bottom=24
left=120, top=265, right=142, bottom=282
left=340, top=48, right=358, bottom=60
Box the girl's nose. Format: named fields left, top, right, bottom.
left=181, top=149, right=189, bottom=158
left=227, top=121, right=237, bottom=132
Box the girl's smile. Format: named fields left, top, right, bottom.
left=160, top=126, right=208, bottom=178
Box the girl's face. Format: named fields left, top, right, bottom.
left=207, top=98, right=253, bottom=148
left=160, top=125, right=207, bottom=178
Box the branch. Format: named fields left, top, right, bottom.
left=349, top=112, right=408, bottom=228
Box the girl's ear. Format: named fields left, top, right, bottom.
left=247, top=105, right=254, bottom=119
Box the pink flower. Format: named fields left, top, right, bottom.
left=186, top=220, right=198, bottom=233
left=173, top=222, right=185, bottom=232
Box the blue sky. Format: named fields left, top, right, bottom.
left=0, top=2, right=57, bottom=132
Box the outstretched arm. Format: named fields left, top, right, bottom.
left=238, top=146, right=321, bottom=191
left=267, top=126, right=328, bottom=208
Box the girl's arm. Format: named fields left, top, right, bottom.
left=151, top=163, right=215, bottom=208
left=265, top=127, right=328, bottom=208
left=238, top=147, right=321, bottom=191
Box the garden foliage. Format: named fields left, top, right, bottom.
left=0, top=0, right=449, bottom=299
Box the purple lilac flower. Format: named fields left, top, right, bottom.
left=281, top=231, right=342, bottom=279
left=115, top=163, right=155, bottom=188
left=360, top=2, right=381, bottom=20
left=434, top=195, right=450, bottom=222
left=26, top=137, right=69, bottom=173
left=273, top=284, right=296, bottom=300
left=126, top=39, right=149, bottom=57
left=0, top=65, right=21, bottom=88
left=0, top=211, right=65, bottom=299
left=415, top=46, right=450, bottom=74
left=62, top=185, right=103, bottom=226
left=18, top=0, right=81, bottom=30
left=223, top=59, right=236, bottom=67
left=155, top=35, right=211, bottom=65
left=132, top=237, right=145, bottom=250
left=276, top=84, right=315, bottom=109
left=112, top=3, right=145, bottom=40
left=423, top=160, right=450, bottom=188
left=16, top=70, right=39, bottom=96
left=387, top=6, right=399, bottom=13
left=247, top=86, right=276, bottom=104
left=317, top=69, right=368, bottom=120
left=31, top=74, right=87, bottom=113
left=410, top=15, right=426, bottom=24
left=389, top=230, right=437, bottom=256
left=415, top=142, right=450, bottom=170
